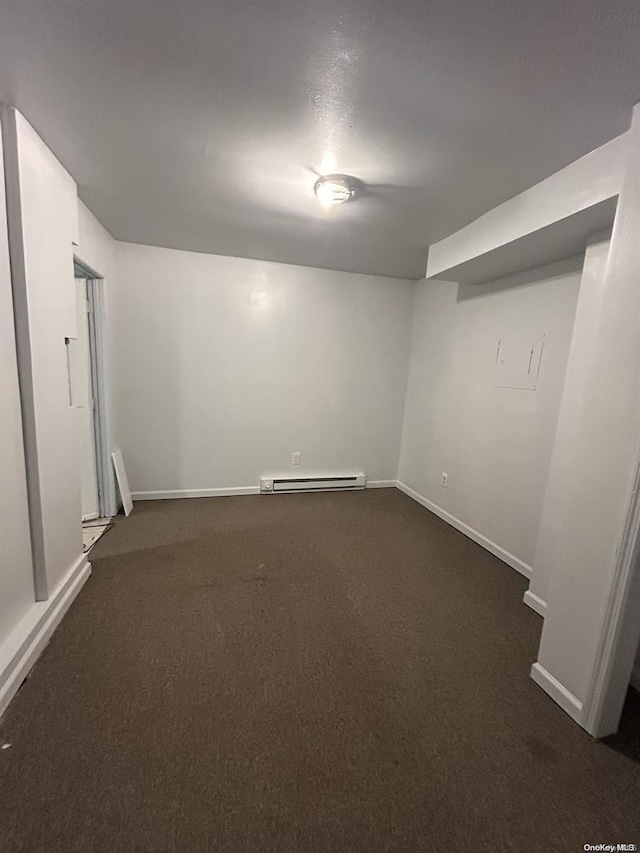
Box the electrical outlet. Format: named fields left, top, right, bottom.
left=292, top=452, right=301, bottom=465
left=441, top=472, right=448, bottom=487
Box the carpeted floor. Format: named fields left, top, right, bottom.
left=0, top=488, right=638, bottom=852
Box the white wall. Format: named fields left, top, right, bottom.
left=398, top=262, right=581, bottom=572
left=0, top=122, right=34, bottom=642
left=77, top=201, right=116, bottom=291
left=1, top=109, right=93, bottom=719
left=529, top=236, right=611, bottom=610
left=5, top=109, right=82, bottom=596
left=112, top=242, right=415, bottom=496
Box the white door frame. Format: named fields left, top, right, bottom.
left=73, top=275, right=99, bottom=521
left=73, top=260, right=117, bottom=519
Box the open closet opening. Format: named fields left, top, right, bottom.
left=71, top=260, right=115, bottom=550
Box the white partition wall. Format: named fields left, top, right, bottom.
left=0, top=122, right=34, bottom=652
left=2, top=108, right=84, bottom=597
left=0, top=108, right=91, bottom=717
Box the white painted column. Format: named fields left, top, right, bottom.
left=531, top=102, right=640, bottom=736
left=0, top=115, right=35, bottom=642
left=526, top=233, right=611, bottom=616
left=2, top=107, right=83, bottom=598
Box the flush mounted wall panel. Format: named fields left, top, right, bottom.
left=494, top=335, right=545, bottom=390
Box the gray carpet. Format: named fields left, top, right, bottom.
left=0, top=488, right=638, bottom=852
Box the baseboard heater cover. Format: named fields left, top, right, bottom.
left=260, top=473, right=366, bottom=493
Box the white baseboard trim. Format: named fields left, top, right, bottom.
left=133, top=480, right=397, bottom=501
left=0, top=552, right=91, bottom=720
left=395, top=480, right=532, bottom=578
left=132, top=486, right=260, bottom=500
left=523, top=589, right=548, bottom=617
left=530, top=662, right=583, bottom=725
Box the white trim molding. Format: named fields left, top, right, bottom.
left=365, top=480, right=397, bottom=489
left=523, top=590, right=548, bottom=617
left=132, top=486, right=260, bottom=500
left=530, top=662, right=584, bottom=725
left=395, top=481, right=532, bottom=578
left=87, top=275, right=118, bottom=518
left=0, top=552, right=91, bottom=720
left=132, top=479, right=398, bottom=501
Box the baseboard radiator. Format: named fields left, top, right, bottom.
left=260, top=473, right=366, bottom=494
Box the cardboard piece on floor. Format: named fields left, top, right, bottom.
left=112, top=448, right=133, bottom=517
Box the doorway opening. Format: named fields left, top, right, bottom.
left=71, top=260, right=117, bottom=549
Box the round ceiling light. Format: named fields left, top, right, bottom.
left=314, top=174, right=356, bottom=208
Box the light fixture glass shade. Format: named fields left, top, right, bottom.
left=314, top=175, right=355, bottom=207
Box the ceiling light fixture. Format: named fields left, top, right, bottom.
left=314, top=174, right=357, bottom=208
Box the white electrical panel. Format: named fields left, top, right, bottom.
left=493, top=334, right=545, bottom=390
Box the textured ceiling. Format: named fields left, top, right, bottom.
left=1, top=0, right=640, bottom=279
